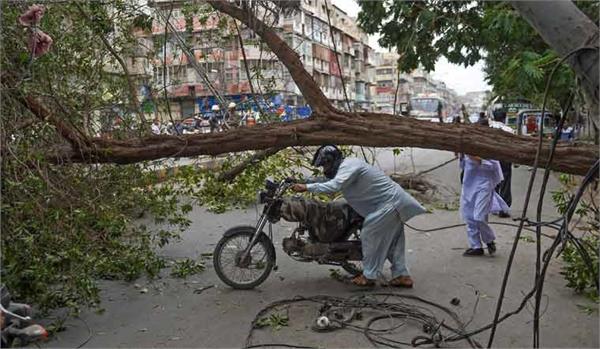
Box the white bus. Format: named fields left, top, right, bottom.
left=408, top=96, right=449, bottom=122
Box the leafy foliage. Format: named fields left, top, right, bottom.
left=170, top=258, right=206, bottom=278
left=255, top=313, right=289, bottom=330
left=357, top=0, right=599, bottom=109
left=173, top=148, right=314, bottom=213
left=552, top=174, right=599, bottom=301
left=1, top=2, right=193, bottom=313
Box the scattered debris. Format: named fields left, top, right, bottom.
left=170, top=258, right=206, bottom=278
left=390, top=173, right=459, bottom=209
left=140, top=288, right=148, bottom=294
left=255, top=313, right=289, bottom=331
left=328, top=269, right=344, bottom=281
left=519, top=235, right=535, bottom=243
left=138, top=328, right=148, bottom=332
left=576, top=304, right=598, bottom=315
left=193, top=285, right=215, bottom=294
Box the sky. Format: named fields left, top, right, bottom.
left=331, top=0, right=491, bottom=95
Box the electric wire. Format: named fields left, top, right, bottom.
left=244, top=46, right=600, bottom=349
left=244, top=293, right=481, bottom=349
left=487, top=45, right=599, bottom=348
left=532, top=88, right=575, bottom=348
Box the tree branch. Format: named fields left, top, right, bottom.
left=75, top=3, right=147, bottom=126
left=217, top=147, right=284, bottom=182
left=511, top=1, right=599, bottom=110
left=234, top=19, right=264, bottom=116
left=20, top=95, right=90, bottom=150
left=206, top=0, right=334, bottom=114
left=40, top=108, right=597, bottom=175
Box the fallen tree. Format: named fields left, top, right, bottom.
left=8, top=0, right=599, bottom=176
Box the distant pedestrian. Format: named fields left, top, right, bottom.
left=151, top=118, right=161, bottom=135
left=478, top=112, right=489, bottom=126
left=226, top=102, right=239, bottom=127
left=494, top=161, right=512, bottom=218
left=209, top=105, right=221, bottom=133
left=437, top=100, right=444, bottom=123
left=559, top=123, right=574, bottom=142
left=460, top=155, right=509, bottom=256
left=493, top=110, right=512, bottom=218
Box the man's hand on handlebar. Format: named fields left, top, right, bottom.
left=291, top=184, right=307, bottom=192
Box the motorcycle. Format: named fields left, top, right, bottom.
left=213, top=178, right=364, bottom=289
left=1, top=286, right=48, bottom=347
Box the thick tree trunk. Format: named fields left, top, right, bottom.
left=511, top=1, right=599, bottom=115
left=41, top=105, right=596, bottom=175
left=15, top=0, right=599, bottom=177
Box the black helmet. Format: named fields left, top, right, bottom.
left=312, top=145, right=344, bottom=179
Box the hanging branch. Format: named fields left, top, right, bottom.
left=75, top=3, right=146, bottom=127
left=207, top=0, right=333, bottom=114
left=233, top=19, right=264, bottom=116
left=155, top=7, right=228, bottom=110
left=161, top=3, right=178, bottom=134
left=217, top=147, right=284, bottom=182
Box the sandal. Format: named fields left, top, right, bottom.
left=389, top=275, right=414, bottom=288
left=351, top=274, right=376, bottom=287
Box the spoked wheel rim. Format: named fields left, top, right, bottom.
left=216, top=233, right=271, bottom=287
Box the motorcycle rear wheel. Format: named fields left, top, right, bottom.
left=213, top=228, right=275, bottom=289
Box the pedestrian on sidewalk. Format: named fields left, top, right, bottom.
left=292, top=145, right=427, bottom=287
left=460, top=154, right=509, bottom=256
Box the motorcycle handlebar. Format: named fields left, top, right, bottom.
left=284, top=177, right=297, bottom=184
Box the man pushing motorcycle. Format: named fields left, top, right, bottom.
left=292, top=145, right=427, bottom=287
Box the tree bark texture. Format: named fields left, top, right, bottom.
left=511, top=1, right=599, bottom=111
left=34, top=96, right=596, bottom=176
left=15, top=0, right=599, bottom=177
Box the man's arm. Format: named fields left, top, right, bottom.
left=305, top=162, right=357, bottom=194
left=467, top=155, right=496, bottom=171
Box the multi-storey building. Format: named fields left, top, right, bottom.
left=372, top=52, right=458, bottom=115
left=135, top=0, right=376, bottom=120
left=372, top=52, right=412, bottom=114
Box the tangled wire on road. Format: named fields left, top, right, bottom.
left=244, top=293, right=481, bottom=349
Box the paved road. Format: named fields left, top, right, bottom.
left=42, top=149, right=598, bottom=348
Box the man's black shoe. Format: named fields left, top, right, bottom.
left=487, top=242, right=497, bottom=255
left=498, top=211, right=511, bottom=218
left=463, top=248, right=485, bottom=256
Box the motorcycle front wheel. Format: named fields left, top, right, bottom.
left=213, top=228, right=275, bottom=289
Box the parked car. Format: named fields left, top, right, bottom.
left=516, top=109, right=555, bottom=136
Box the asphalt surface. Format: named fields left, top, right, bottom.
left=41, top=149, right=598, bottom=348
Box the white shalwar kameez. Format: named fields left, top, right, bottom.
left=460, top=156, right=509, bottom=249
left=306, top=158, right=426, bottom=280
